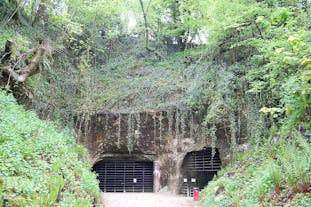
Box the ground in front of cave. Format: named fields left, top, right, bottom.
left=102, top=192, right=201, bottom=207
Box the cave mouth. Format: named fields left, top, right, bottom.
left=93, top=159, right=154, bottom=193
left=180, top=147, right=222, bottom=196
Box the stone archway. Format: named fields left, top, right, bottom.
left=80, top=110, right=232, bottom=195
left=180, top=147, right=221, bottom=196
left=93, top=158, right=154, bottom=193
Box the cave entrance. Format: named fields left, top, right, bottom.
left=180, top=147, right=221, bottom=196
left=93, top=160, right=154, bottom=192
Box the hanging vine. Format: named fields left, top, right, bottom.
left=153, top=114, right=157, bottom=143
left=246, top=95, right=266, bottom=144
left=180, top=108, right=187, bottom=139
left=189, top=111, right=194, bottom=140
left=167, top=107, right=174, bottom=137
left=105, top=113, right=110, bottom=140
left=175, top=108, right=180, bottom=141
left=127, top=113, right=133, bottom=154
left=201, top=123, right=209, bottom=145
left=237, top=107, right=241, bottom=142
left=131, top=112, right=135, bottom=142
left=134, top=112, right=141, bottom=145
left=117, top=113, right=121, bottom=149
left=229, top=113, right=237, bottom=154
left=210, top=123, right=217, bottom=158
left=105, top=113, right=108, bottom=131
left=159, top=111, right=163, bottom=143
left=145, top=110, right=149, bottom=123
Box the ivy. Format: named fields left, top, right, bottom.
left=127, top=113, right=134, bottom=154
left=0, top=90, right=102, bottom=206
left=116, top=113, right=121, bottom=149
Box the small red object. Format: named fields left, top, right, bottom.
left=193, top=187, right=199, bottom=201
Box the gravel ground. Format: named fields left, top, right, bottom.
left=102, top=193, right=202, bottom=207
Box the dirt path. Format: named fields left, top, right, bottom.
left=102, top=193, right=202, bottom=207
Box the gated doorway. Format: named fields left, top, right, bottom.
left=180, top=148, right=221, bottom=196
left=93, top=160, right=154, bottom=192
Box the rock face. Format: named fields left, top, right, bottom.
left=79, top=109, right=232, bottom=194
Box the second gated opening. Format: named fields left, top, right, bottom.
left=180, top=147, right=222, bottom=196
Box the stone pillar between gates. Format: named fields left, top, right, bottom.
left=153, top=160, right=161, bottom=192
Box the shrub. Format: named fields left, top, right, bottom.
left=0, top=90, right=103, bottom=207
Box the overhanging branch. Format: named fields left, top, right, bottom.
left=0, top=40, right=51, bottom=83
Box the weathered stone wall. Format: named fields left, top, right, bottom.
left=79, top=109, right=232, bottom=194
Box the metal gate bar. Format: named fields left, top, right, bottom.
left=93, top=160, right=154, bottom=193
left=181, top=148, right=221, bottom=196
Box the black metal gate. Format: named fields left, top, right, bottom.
left=93, top=160, right=154, bottom=192
left=181, top=148, right=221, bottom=196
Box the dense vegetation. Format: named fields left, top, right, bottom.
left=0, top=0, right=310, bottom=206
left=0, top=90, right=102, bottom=206
left=198, top=0, right=311, bottom=206
left=201, top=136, right=311, bottom=206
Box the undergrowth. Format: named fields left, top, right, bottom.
left=200, top=134, right=311, bottom=207
left=0, top=90, right=102, bottom=207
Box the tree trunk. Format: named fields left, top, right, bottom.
left=0, top=40, right=52, bottom=83
left=139, top=0, right=149, bottom=49
left=138, top=0, right=167, bottom=61
left=32, top=0, right=49, bottom=26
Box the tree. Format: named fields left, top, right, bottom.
left=139, top=0, right=151, bottom=49
left=0, top=40, right=52, bottom=83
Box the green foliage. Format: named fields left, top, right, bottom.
left=0, top=90, right=102, bottom=206
left=0, top=25, right=31, bottom=52
left=1, top=1, right=310, bottom=206
left=200, top=135, right=311, bottom=206
left=199, top=1, right=311, bottom=206
left=246, top=95, right=266, bottom=144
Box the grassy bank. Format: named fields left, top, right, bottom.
left=0, top=90, right=102, bottom=207
left=201, top=136, right=311, bottom=207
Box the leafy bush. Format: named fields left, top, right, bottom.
left=200, top=1, right=311, bottom=205
left=0, top=90, right=103, bottom=207
left=200, top=136, right=311, bottom=206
